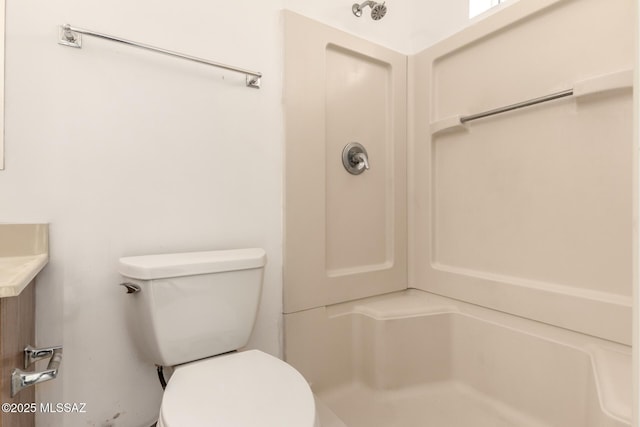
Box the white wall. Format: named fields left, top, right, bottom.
left=0, top=0, right=467, bottom=425
left=409, top=0, right=469, bottom=52
left=408, top=0, right=521, bottom=53
left=284, top=0, right=479, bottom=55
left=5, top=0, right=285, bottom=425
left=284, top=0, right=413, bottom=53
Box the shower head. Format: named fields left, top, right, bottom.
left=352, top=1, right=387, bottom=20
left=370, top=2, right=387, bottom=20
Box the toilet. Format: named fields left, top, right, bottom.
left=118, top=248, right=318, bottom=427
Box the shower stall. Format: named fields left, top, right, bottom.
left=283, top=0, right=634, bottom=425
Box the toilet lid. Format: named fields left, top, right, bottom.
left=159, top=350, right=317, bottom=427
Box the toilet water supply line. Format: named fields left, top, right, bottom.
left=120, top=282, right=168, bottom=390
left=152, top=350, right=239, bottom=391
left=157, top=366, right=167, bottom=390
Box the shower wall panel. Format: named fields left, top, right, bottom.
left=410, top=0, right=634, bottom=344
left=284, top=12, right=407, bottom=313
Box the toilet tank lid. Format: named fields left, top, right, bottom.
left=118, top=248, right=266, bottom=280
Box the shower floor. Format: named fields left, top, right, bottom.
left=315, top=381, right=550, bottom=427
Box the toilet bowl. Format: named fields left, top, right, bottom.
left=157, top=350, right=317, bottom=427
left=117, top=248, right=318, bottom=427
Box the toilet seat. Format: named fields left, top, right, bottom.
left=158, top=350, right=318, bottom=427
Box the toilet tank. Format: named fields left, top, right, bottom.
left=118, top=248, right=266, bottom=367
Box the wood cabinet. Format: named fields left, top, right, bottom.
left=0, top=280, right=35, bottom=427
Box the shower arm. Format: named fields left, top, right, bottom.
left=358, top=1, right=376, bottom=8
left=352, top=1, right=384, bottom=17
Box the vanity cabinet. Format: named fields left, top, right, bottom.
left=0, top=223, right=49, bottom=426
left=0, top=280, right=35, bottom=427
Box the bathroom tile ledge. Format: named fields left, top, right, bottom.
left=0, top=254, right=48, bottom=297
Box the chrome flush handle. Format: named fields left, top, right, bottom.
left=119, top=282, right=141, bottom=294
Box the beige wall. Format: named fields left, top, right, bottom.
left=411, top=0, right=634, bottom=344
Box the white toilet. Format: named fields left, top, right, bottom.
left=118, top=248, right=318, bottom=427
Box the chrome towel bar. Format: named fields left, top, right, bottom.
left=459, top=89, right=574, bottom=124
left=430, top=69, right=633, bottom=135
left=58, top=24, right=262, bottom=89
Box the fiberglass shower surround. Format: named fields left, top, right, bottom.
left=283, top=0, right=634, bottom=425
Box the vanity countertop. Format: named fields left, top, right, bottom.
left=0, top=224, right=49, bottom=297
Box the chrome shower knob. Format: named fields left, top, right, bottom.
left=342, top=142, right=370, bottom=175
